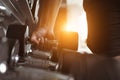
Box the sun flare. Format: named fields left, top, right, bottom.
left=65, top=11, right=88, bottom=41
left=64, top=9, right=91, bottom=53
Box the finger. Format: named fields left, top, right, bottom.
left=31, top=35, right=39, bottom=45
left=40, top=37, right=44, bottom=44
left=38, top=37, right=44, bottom=50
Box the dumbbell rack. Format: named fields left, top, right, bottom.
left=0, top=24, right=74, bottom=80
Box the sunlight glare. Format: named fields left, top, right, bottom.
left=65, top=11, right=88, bottom=41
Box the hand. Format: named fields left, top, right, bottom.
left=31, top=27, right=55, bottom=45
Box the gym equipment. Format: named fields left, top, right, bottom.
left=0, top=0, right=78, bottom=79
left=9, top=40, right=19, bottom=69
left=0, top=37, right=9, bottom=73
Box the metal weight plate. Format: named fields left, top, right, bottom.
left=58, top=31, right=78, bottom=51
left=9, top=40, right=19, bottom=69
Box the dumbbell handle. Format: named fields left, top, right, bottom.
left=24, top=57, right=58, bottom=70
left=29, top=50, right=52, bottom=60
left=38, top=40, right=58, bottom=51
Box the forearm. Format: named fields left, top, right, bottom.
left=38, top=0, right=62, bottom=31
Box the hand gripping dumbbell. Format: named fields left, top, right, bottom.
left=25, top=31, right=79, bottom=71
left=22, top=40, right=59, bottom=71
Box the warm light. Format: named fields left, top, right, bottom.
left=65, top=11, right=88, bottom=41
left=65, top=23, right=76, bottom=32
left=65, top=9, right=91, bottom=53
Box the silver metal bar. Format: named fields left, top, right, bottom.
left=0, top=0, right=26, bottom=25
left=0, top=0, right=36, bottom=28
left=10, top=0, right=35, bottom=27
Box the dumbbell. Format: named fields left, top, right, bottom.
left=0, top=37, right=9, bottom=73
left=6, top=24, right=27, bottom=58
left=25, top=31, right=79, bottom=71
left=5, top=24, right=58, bottom=70
left=58, top=31, right=78, bottom=51
left=0, top=38, right=20, bottom=73
left=23, top=40, right=59, bottom=71
left=0, top=27, right=20, bottom=73
left=19, top=56, right=59, bottom=71
left=8, top=39, right=20, bottom=69
left=28, top=39, right=58, bottom=59
left=6, top=24, right=28, bottom=69
left=30, top=31, right=79, bottom=61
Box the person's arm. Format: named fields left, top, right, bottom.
left=38, top=0, right=62, bottom=31
left=31, top=0, right=62, bottom=45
